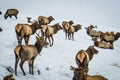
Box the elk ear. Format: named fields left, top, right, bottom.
left=70, top=66, right=76, bottom=71
left=36, top=36, right=39, bottom=41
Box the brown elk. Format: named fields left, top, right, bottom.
left=100, top=32, right=120, bottom=44
left=15, top=21, right=40, bottom=45
left=3, top=74, right=15, bottom=80
left=38, top=16, right=54, bottom=25
left=85, top=25, right=102, bottom=39
left=14, top=35, right=48, bottom=76
left=76, top=46, right=98, bottom=76
left=4, top=9, right=19, bottom=19
left=70, top=66, right=108, bottom=80
left=41, top=23, right=62, bottom=47
left=93, top=38, right=113, bottom=49
left=62, top=20, right=74, bottom=39
left=0, top=27, right=3, bottom=32
left=68, top=24, right=82, bottom=40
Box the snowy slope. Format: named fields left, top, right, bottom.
left=0, top=13, right=120, bottom=80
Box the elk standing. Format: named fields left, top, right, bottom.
left=14, top=35, right=48, bottom=76
left=15, top=21, right=40, bottom=45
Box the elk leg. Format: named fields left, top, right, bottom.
left=48, top=37, right=52, bottom=46
left=72, top=32, right=74, bottom=40
left=51, top=36, right=54, bottom=46
left=15, top=58, right=19, bottom=76
left=15, top=15, right=17, bottom=19
left=31, top=59, right=35, bottom=75
left=28, top=60, right=32, bottom=74
left=20, top=60, right=25, bottom=75
left=45, top=36, right=48, bottom=47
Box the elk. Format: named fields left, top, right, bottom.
left=68, top=24, right=82, bottom=40
left=14, top=35, right=48, bottom=76
left=41, top=23, right=62, bottom=47
left=38, top=16, right=54, bottom=25
left=4, top=8, right=19, bottom=19
left=70, top=66, right=108, bottom=80
left=93, top=38, right=113, bottom=49
left=85, top=25, right=102, bottom=39
left=76, top=46, right=98, bottom=76
left=3, top=74, right=15, bottom=80
left=15, top=21, right=40, bottom=45
left=100, top=32, right=120, bottom=44
left=62, top=20, right=74, bottom=39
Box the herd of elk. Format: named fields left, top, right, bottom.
left=0, top=8, right=120, bottom=80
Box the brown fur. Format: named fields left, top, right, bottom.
left=71, top=66, right=108, bottom=80
left=14, top=35, right=48, bottom=76
left=15, top=21, right=40, bottom=45
left=85, top=25, right=102, bottom=39
left=41, top=23, right=62, bottom=47
left=76, top=46, right=98, bottom=75
left=3, top=74, right=15, bottom=80
left=94, top=38, right=113, bottom=49
left=4, top=9, right=19, bottom=19
left=38, top=16, right=54, bottom=25
left=100, top=31, right=120, bottom=44
left=62, top=20, right=74, bottom=39
left=68, top=24, right=82, bottom=40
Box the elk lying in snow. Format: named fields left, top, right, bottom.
left=93, top=38, right=113, bottom=49
left=38, top=16, right=54, bottom=25
left=76, top=46, right=98, bottom=75
left=14, top=35, right=48, bottom=76
left=68, top=24, right=82, bottom=40
left=0, top=27, right=3, bottom=32
left=4, top=8, right=19, bottom=19
left=85, top=25, right=102, bottom=39
left=70, top=66, right=108, bottom=80
left=41, top=23, right=62, bottom=47
left=100, top=32, right=120, bottom=44
left=62, top=20, right=74, bottom=39
left=15, top=21, right=40, bottom=45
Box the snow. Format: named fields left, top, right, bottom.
left=0, top=1, right=120, bottom=80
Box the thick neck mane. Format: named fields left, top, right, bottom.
left=34, top=41, right=42, bottom=53
left=30, top=22, right=38, bottom=34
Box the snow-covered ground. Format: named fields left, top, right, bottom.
left=0, top=12, right=120, bottom=80
left=0, top=0, right=120, bottom=79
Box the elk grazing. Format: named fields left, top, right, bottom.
left=4, top=8, right=19, bottom=19
left=15, top=21, right=40, bottom=45
left=0, top=27, right=3, bottom=32
left=93, top=38, right=113, bottom=49
left=76, top=46, right=98, bottom=76
left=85, top=25, right=102, bottom=39
left=14, top=35, right=48, bottom=76
left=70, top=66, right=108, bottom=80
left=41, top=23, right=62, bottom=47
left=68, top=24, right=82, bottom=40
left=38, top=16, right=54, bottom=25
left=100, top=31, right=120, bottom=44
left=62, top=20, right=74, bottom=39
